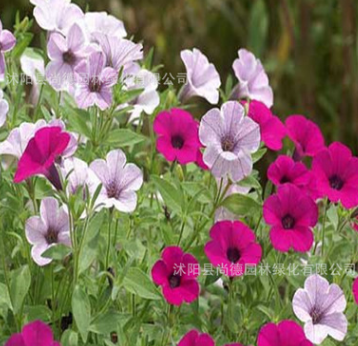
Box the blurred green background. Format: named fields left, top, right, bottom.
left=1, top=0, right=358, bottom=152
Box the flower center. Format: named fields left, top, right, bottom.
left=89, top=77, right=102, bottom=93
left=45, top=228, right=58, bottom=244
left=280, top=176, right=291, bottom=184
left=329, top=174, right=344, bottom=190
left=62, top=50, right=76, bottom=65
left=221, top=135, right=235, bottom=152
left=171, top=135, right=184, bottom=149
left=168, top=273, right=181, bottom=288
left=106, top=181, right=119, bottom=199
left=282, top=214, right=295, bottom=229
left=310, top=307, right=322, bottom=324
left=226, top=247, right=241, bottom=263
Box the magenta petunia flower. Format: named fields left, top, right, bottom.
left=89, top=149, right=143, bottom=213
left=74, top=50, right=118, bottom=110
left=244, top=100, right=286, bottom=151
left=14, top=126, right=71, bottom=190
left=293, top=274, right=347, bottom=344
left=153, top=108, right=201, bottom=165
left=312, top=142, right=358, bottom=209
left=177, top=330, right=214, bottom=346
left=204, top=220, right=262, bottom=277
left=5, top=320, right=60, bottom=346
left=286, top=115, right=325, bottom=160
left=152, top=246, right=200, bottom=306
left=199, top=101, right=260, bottom=182
left=46, top=24, right=88, bottom=91
left=179, top=48, right=221, bottom=104
left=353, top=277, right=358, bottom=305
left=267, top=155, right=311, bottom=189
left=25, top=197, right=70, bottom=266
left=263, top=184, right=318, bottom=252
left=232, top=49, right=273, bottom=108
left=0, top=20, right=16, bottom=80
left=258, top=320, right=313, bottom=346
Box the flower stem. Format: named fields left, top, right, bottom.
left=105, top=208, right=114, bottom=269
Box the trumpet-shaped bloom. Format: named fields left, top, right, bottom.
left=267, top=155, right=311, bottom=188
left=154, top=108, right=201, bottom=165
left=352, top=277, right=358, bottom=305
left=286, top=115, right=325, bottom=160
left=245, top=100, right=286, bottom=151
left=258, top=320, right=313, bottom=346
left=312, top=142, right=358, bottom=209
left=152, top=246, right=200, bottom=306
left=5, top=320, right=60, bottom=346
left=14, top=126, right=71, bottom=189
left=177, top=330, right=214, bottom=346
left=263, top=184, right=318, bottom=252
left=232, top=49, right=273, bottom=108
left=293, top=274, right=347, bottom=344
left=25, top=197, right=70, bottom=266
left=204, top=220, right=262, bottom=277
left=74, top=50, right=118, bottom=110
left=46, top=24, right=88, bottom=91
left=180, top=48, right=221, bottom=104
left=0, top=20, right=16, bottom=80
left=199, top=101, right=260, bottom=182
left=90, top=149, right=143, bottom=213
left=0, top=89, right=9, bottom=127
left=31, top=0, right=83, bottom=35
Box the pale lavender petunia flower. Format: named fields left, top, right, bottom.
left=179, top=48, right=221, bottom=104
left=25, top=197, right=71, bottom=266
left=46, top=24, right=88, bottom=91
left=232, top=48, right=273, bottom=108
left=74, top=50, right=118, bottom=110
left=0, top=20, right=16, bottom=80
left=199, top=101, right=260, bottom=182
left=83, top=12, right=126, bottom=41
left=90, top=149, right=143, bottom=213
left=30, top=0, right=83, bottom=35
left=293, top=274, right=348, bottom=344
left=0, top=89, right=9, bottom=128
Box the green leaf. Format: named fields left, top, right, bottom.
left=151, top=175, right=183, bottom=213
left=10, top=265, right=31, bottom=314
left=220, top=194, right=262, bottom=217
left=66, top=107, right=92, bottom=138
left=104, top=129, right=146, bottom=147
left=252, top=148, right=267, bottom=163
left=23, top=305, right=51, bottom=323
left=248, top=0, right=268, bottom=56
left=61, top=330, right=79, bottom=346
left=12, top=32, right=34, bottom=59
left=0, top=283, right=12, bottom=311
left=42, top=244, right=71, bottom=260
left=122, top=268, right=161, bottom=300
left=72, top=285, right=91, bottom=343
left=89, top=311, right=130, bottom=334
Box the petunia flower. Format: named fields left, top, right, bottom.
left=263, top=183, right=318, bottom=252
left=232, top=49, right=273, bottom=108
left=83, top=11, right=126, bottom=41
left=199, top=101, right=260, bottom=182
left=152, top=246, right=200, bottom=306
left=293, top=274, right=347, bottom=344
left=352, top=277, right=358, bottom=305
left=46, top=23, right=88, bottom=91
left=177, top=330, right=214, bottom=346
left=74, top=50, right=118, bottom=110
left=153, top=108, right=202, bottom=165
left=258, top=320, right=313, bottom=346
left=5, top=320, right=60, bottom=346
left=204, top=220, right=262, bottom=277
left=89, top=149, right=143, bottom=213
left=244, top=100, right=286, bottom=151
left=179, top=48, right=221, bottom=104
left=30, top=0, right=84, bottom=35
left=0, top=89, right=9, bottom=127
left=0, top=19, right=16, bottom=80
left=286, top=115, right=325, bottom=160
left=312, top=142, right=358, bottom=209
left=25, top=197, right=71, bottom=266
left=14, top=126, right=71, bottom=190
left=267, top=155, right=311, bottom=189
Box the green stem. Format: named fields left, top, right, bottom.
left=105, top=208, right=114, bottom=269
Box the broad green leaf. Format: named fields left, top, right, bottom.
left=72, top=285, right=91, bottom=343
left=10, top=265, right=31, bottom=314
left=89, top=312, right=130, bottom=334
left=220, top=194, right=262, bottom=217
left=42, top=243, right=71, bottom=260
left=61, top=330, right=79, bottom=346
left=23, top=305, right=51, bottom=323
left=0, top=283, right=12, bottom=311
left=252, top=148, right=267, bottom=163
left=104, top=129, right=146, bottom=147
left=122, top=268, right=161, bottom=300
